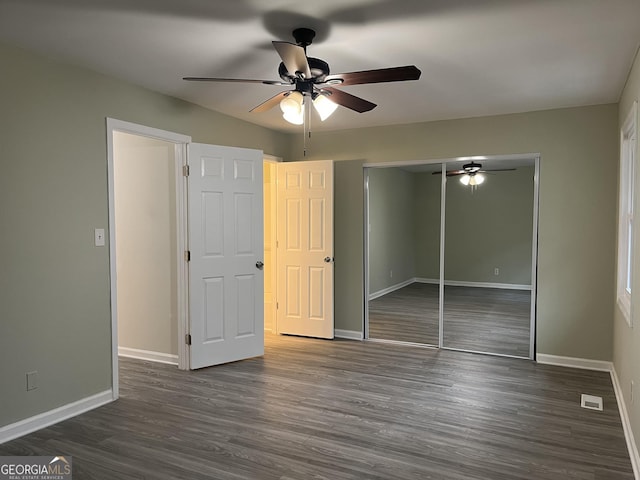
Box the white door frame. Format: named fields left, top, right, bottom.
left=106, top=118, right=191, bottom=399
left=363, top=153, right=540, bottom=360
left=263, top=155, right=282, bottom=333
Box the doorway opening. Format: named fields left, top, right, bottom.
left=107, top=118, right=191, bottom=399
left=113, top=132, right=180, bottom=365
left=108, top=119, right=283, bottom=397
left=364, top=154, right=539, bottom=360
left=263, top=157, right=280, bottom=333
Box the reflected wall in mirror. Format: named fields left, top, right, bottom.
left=442, top=160, right=535, bottom=357
left=367, top=165, right=441, bottom=345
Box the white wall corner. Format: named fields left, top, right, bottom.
left=334, top=329, right=364, bottom=340
left=0, top=390, right=113, bottom=445
left=369, top=278, right=414, bottom=300
left=611, top=367, right=640, bottom=480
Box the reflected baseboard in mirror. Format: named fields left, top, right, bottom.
left=368, top=282, right=531, bottom=357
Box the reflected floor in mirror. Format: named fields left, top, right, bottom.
left=369, top=283, right=531, bottom=357
left=369, top=283, right=440, bottom=345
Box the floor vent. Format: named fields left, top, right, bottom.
left=581, top=394, right=603, bottom=411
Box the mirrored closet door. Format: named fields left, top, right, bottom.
left=442, top=159, right=535, bottom=358
left=366, top=164, right=442, bottom=346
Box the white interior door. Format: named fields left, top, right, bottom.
left=276, top=160, right=334, bottom=338
left=188, top=143, right=264, bottom=369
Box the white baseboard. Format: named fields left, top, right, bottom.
left=0, top=389, right=113, bottom=444
left=611, top=368, right=640, bottom=479
left=118, top=347, right=178, bottom=365
left=535, top=354, right=613, bottom=372
left=369, top=278, right=414, bottom=300
left=334, top=329, right=364, bottom=340
left=415, top=277, right=531, bottom=291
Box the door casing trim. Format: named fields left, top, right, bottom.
left=106, top=118, right=191, bottom=399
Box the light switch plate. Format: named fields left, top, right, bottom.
left=26, top=371, right=38, bottom=391
left=94, top=228, right=105, bottom=247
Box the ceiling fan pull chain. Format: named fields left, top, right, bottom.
left=303, top=95, right=308, bottom=157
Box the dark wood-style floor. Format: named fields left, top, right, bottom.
left=0, top=334, right=633, bottom=479
left=369, top=283, right=531, bottom=357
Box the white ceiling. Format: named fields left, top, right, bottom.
left=1, top=0, right=639, bottom=133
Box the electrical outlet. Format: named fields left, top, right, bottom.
left=26, top=371, right=38, bottom=391
left=494, top=267, right=500, bottom=276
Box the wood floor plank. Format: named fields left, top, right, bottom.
left=0, top=334, right=632, bottom=479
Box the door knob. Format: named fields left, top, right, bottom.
left=324, top=257, right=334, bottom=263
left=256, top=261, right=264, bottom=269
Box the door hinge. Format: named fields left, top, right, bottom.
left=183, top=165, right=190, bottom=177
left=276, top=302, right=279, bottom=310
left=185, top=250, right=191, bottom=262
left=185, top=334, right=192, bottom=345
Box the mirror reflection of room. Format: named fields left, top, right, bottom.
left=442, top=159, right=534, bottom=358
left=367, top=158, right=535, bottom=359
left=368, top=164, right=442, bottom=346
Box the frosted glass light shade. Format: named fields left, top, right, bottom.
left=283, top=105, right=304, bottom=125
left=460, top=173, right=485, bottom=186
left=280, top=91, right=304, bottom=116
left=470, top=174, right=485, bottom=186
left=313, top=94, right=338, bottom=121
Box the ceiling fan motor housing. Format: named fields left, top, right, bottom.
left=463, top=162, right=482, bottom=173
left=278, top=57, right=330, bottom=84
left=292, top=27, right=316, bottom=48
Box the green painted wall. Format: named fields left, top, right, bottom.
left=412, top=171, right=442, bottom=281
left=295, top=103, right=618, bottom=362
left=0, top=42, right=288, bottom=427
left=614, top=46, right=640, bottom=463
left=368, top=168, right=416, bottom=294
left=443, top=166, right=534, bottom=285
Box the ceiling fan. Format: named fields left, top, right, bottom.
left=433, top=162, right=516, bottom=186
left=183, top=28, right=422, bottom=124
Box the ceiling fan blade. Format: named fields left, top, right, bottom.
left=322, top=87, right=376, bottom=113
left=325, top=65, right=421, bottom=86
left=183, top=77, right=288, bottom=85
left=432, top=170, right=466, bottom=176
left=433, top=168, right=518, bottom=176
left=272, top=41, right=311, bottom=79
left=250, top=91, right=290, bottom=113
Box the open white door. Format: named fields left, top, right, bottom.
left=277, top=160, right=334, bottom=338
left=188, top=143, right=264, bottom=369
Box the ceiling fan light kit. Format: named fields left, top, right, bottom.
left=183, top=28, right=422, bottom=126
left=460, top=173, right=485, bottom=186
left=432, top=161, right=516, bottom=189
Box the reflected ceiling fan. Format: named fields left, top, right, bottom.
left=183, top=28, right=421, bottom=125
left=433, top=162, right=516, bottom=186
